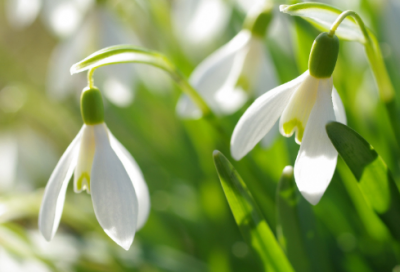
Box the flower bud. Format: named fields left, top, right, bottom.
left=308, top=32, right=339, bottom=78
left=80, top=86, right=104, bottom=125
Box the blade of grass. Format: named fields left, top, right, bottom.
left=213, top=150, right=294, bottom=272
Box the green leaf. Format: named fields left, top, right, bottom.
left=213, top=151, right=294, bottom=272
left=280, top=3, right=365, bottom=43
left=326, top=122, right=400, bottom=241
left=70, top=45, right=174, bottom=75
left=277, top=166, right=330, bottom=272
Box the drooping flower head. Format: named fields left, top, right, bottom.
left=39, top=86, right=150, bottom=250
left=231, top=32, right=346, bottom=205
left=177, top=2, right=278, bottom=119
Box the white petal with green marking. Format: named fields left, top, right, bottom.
left=231, top=71, right=308, bottom=160
left=74, top=125, right=96, bottom=193
left=279, top=74, right=332, bottom=144
left=177, top=30, right=252, bottom=118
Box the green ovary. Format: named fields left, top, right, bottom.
left=283, top=119, right=304, bottom=143
left=77, top=172, right=91, bottom=192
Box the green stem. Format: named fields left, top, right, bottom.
left=168, top=69, right=212, bottom=118
left=330, top=11, right=400, bottom=146
left=86, top=59, right=229, bottom=142
left=170, top=69, right=230, bottom=142
left=88, top=68, right=95, bottom=89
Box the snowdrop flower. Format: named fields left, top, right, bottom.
left=231, top=32, right=346, bottom=205
left=39, top=87, right=150, bottom=250
left=177, top=3, right=277, bottom=119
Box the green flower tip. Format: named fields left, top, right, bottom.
left=81, top=86, right=104, bottom=125
left=308, top=32, right=339, bottom=78
left=244, top=2, right=274, bottom=37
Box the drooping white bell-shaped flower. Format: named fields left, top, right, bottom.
left=39, top=87, right=150, bottom=250
left=231, top=32, right=346, bottom=205
left=177, top=4, right=277, bottom=119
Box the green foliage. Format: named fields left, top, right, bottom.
left=213, top=151, right=294, bottom=272
left=326, top=122, right=400, bottom=241
left=276, top=166, right=329, bottom=272
left=1, top=1, right=400, bottom=271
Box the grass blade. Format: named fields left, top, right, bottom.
left=213, top=150, right=294, bottom=272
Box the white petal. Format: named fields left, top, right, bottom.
left=39, top=127, right=83, bottom=241
left=231, top=71, right=309, bottom=160
left=294, top=79, right=338, bottom=205
left=332, top=87, right=347, bottom=125
left=109, top=133, right=150, bottom=231
left=260, top=121, right=279, bottom=148
left=177, top=30, right=252, bottom=118
left=279, top=74, right=321, bottom=144
left=91, top=124, right=138, bottom=250
left=74, top=125, right=95, bottom=193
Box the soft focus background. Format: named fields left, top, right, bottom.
left=1, top=0, right=400, bottom=271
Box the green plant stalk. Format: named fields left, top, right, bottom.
left=76, top=46, right=229, bottom=140
left=329, top=11, right=400, bottom=146
left=170, top=69, right=230, bottom=142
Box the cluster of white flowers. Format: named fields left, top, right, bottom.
left=37, top=0, right=348, bottom=251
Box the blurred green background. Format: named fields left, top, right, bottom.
left=1, top=0, right=400, bottom=271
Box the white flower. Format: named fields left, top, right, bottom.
left=39, top=123, right=150, bottom=250
left=177, top=29, right=277, bottom=119
left=231, top=70, right=346, bottom=205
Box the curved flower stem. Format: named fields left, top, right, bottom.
left=330, top=11, right=400, bottom=146
left=169, top=69, right=230, bottom=141
left=85, top=58, right=229, bottom=142
left=87, top=68, right=95, bottom=89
